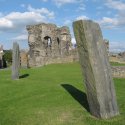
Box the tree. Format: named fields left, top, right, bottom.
left=3, top=50, right=12, bottom=65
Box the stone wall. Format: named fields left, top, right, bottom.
left=104, top=39, right=109, bottom=56
left=109, top=54, right=125, bottom=64
left=26, top=23, right=125, bottom=79
left=112, top=66, right=125, bottom=78
left=20, top=50, right=28, bottom=68
left=0, top=45, right=4, bottom=68
left=26, top=23, right=78, bottom=67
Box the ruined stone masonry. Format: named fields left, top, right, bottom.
left=0, top=45, right=7, bottom=68
left=27, top=23, right=78, bottom=67
left=104, top=39, right=109, bottom=56
left=73, top=20, right=119, bottom=119
left=112, top=66, right=125, bottom=78
left=20, top=50, right=29, bottom=68
left=26, top=22, right=125, bottom=79
left=0, top=45, right=4, bottom=68
left=110, top=51, right=125, bottom=64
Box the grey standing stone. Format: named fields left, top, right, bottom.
left=73, top=20, right=119, bottom=119
left=12, top=42, right=20, bottom=80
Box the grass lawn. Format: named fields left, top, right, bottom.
left=0, top=63, right=125, bottom=125
left=110, top=62, right=125, bottom=66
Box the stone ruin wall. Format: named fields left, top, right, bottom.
left=104, top=39, right=109, bottom=56
left=25, top=23, right=125, bottom=78
left=103, top=40, right=125, bottom=78
left=0, top=45, right=3, bottom=59
left=0, top=45, right=4, bottom=68
left=112, top=66, right=125, bottom=78
left=109, top=52, right=125, bottom=64
left=20, top=50, right=29, bottom=68
left=26, top=23, right=78, bottom=67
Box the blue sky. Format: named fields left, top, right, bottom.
left=0, top=0, right=125, bottom=52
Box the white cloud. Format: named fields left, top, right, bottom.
left=110, top=41, right=125, bottom=52
left=0, top=5, right=55, bottom=32
left=99, top=17, right=118, bottom=28
left=6, top=12, right=44, bottom=21
left=53, top=0, right=77, bottom=7
left=12, top=34, right=28, bottom=41
left=0, top=18, right=13, bottom=28
left=97, top=0, right=125, bottom=29
left=0, top=12, right=46, bottom=32
left=98, top=13, right=125, bottom=29
left=64, top=20, right=71, bottom=25
left=76, top=15, right=89, bottom=21
left=27, top=5, right=55, bottom=19
left=98, top=0, right=125, bottom=29
left=101, top=17, right=116, bottom=24
left=77, top=4, right=86, bottom=11
left=71, top=37, right=76, bottom=44
left=105, top=0, right=125, bottom=11
left=41, top=0, right=48, bottom=2
left=40, top=0, right=84, bottom=7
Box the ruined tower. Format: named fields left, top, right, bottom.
left=26, top=23, right=72, bottom=67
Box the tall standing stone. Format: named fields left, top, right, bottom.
left=12, top=42, right=20, bottom=80
left=73, top=20, right=119, bottom=119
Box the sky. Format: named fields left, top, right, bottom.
left=0, top=0, right=125, bottom=52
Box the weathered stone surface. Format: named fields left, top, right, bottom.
left=12, top=42, right=20, bottom=80
left=0, top=45, right=4, bottom=68
left=104, top=39, right=109, bottom=56
left=20, top=50, right=28, bottom=68
left=26, top=23, right=76, bottom=67
left=112, top=66, right=125, bottom=78
left=73, top=20, right=119, bottom=119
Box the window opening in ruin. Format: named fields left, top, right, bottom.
left=57, top=37, right=61, bottom=55
left=57, top=37, right=60, bottom=45
left=48, top=38, right=51, bottom=46
left=44, top=36, right=52, bottom=47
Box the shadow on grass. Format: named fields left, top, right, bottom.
left=61, top=84, right=90, bottom=112
left=19, top=74, right=29, bottom=79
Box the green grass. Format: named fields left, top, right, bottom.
left=0, top=63, right=125, bottom=125
left=110, top=62, right=125, bottom=66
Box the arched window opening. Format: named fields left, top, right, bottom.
left=57, top=37, right=60, bottom=45
left=44, top=36, right=52, bottom=48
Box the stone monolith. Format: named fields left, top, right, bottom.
left=12, top=42, right=20, bottom=80
left=73, top=20, right=119, bottom=119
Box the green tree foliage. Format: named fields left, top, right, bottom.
left=3, top=50, right=12, bottom=64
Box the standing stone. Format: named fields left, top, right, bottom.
left=73, top=20, right=119, bottom=119
left=12, top=42, right=20, bottom=80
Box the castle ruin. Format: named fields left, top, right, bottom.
left=26, top=22, right=125, bottom=78
left=26, top=23, right=77, bottom=67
